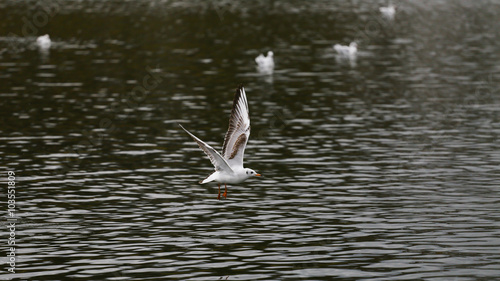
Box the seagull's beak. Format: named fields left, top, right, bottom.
left=255, top=174, right=262, bottom=177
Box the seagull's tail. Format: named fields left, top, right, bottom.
left=199, top=171, right=217, bottom=184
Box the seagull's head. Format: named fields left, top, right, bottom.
left=244, top=168, right=261, bottom=178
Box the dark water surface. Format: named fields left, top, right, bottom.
left=1, top=0, right=500, bottom=280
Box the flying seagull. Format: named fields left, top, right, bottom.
left=180, top=85, right=261, bottom=200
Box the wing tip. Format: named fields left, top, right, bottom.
left=235, top=84, right=246, bottom=98
left=179, top=123, right=189, bottom=134
left=233, top=84, right=247, bottom=105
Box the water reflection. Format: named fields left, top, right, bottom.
left=1, top=0, right=500, bottom=280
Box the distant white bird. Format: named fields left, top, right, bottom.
left=380, top=4, right=396, bottom=20
left=255, top=51, right=274, bottom=74
left=180, top=85, right=261, bottom=200
left=36, top=34, right=51, bottom=50
left=333, top=42, right=357, bottom=58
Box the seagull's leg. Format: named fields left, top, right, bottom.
left=217, top=184, right=221, bottom=200
left=223, top=183, right=227, bottom=199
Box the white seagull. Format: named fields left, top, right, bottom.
left=334, top=42, right=357, bottom=58
left=180, top=85, right=261, bottom=200
left=36, top=34, right=51, bottom=50
left=255, top=51, right=274, bottom=74
left=380, top=4, right=396, bottom=20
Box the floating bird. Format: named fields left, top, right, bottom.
left=180, top=85, right=261, bottom=200
left=36, top=34, right=51, bottom=50
left=380, top=4, right=396, bottom=20
left=333, top=42, right=357, bottom=58
left=255, top=51, right=274, bottom=74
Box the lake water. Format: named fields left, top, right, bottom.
left=1, top=0, right=500, bottom=280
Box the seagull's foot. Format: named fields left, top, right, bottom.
left=223, top=183, right=227, bottom=199
left=217, top=184, right=221, bottom=200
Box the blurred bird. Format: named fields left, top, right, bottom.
left=36, top=34, right=51, bottom=50
left=255, top=51, right=274, bottom=74
left=380, top=3, right=396, bottom=20
left=333, top=42, right=357, bottom=58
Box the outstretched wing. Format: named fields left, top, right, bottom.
left=221, top=85, right=251, bottom=168
left=179, top=124, right=233, bottom=173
